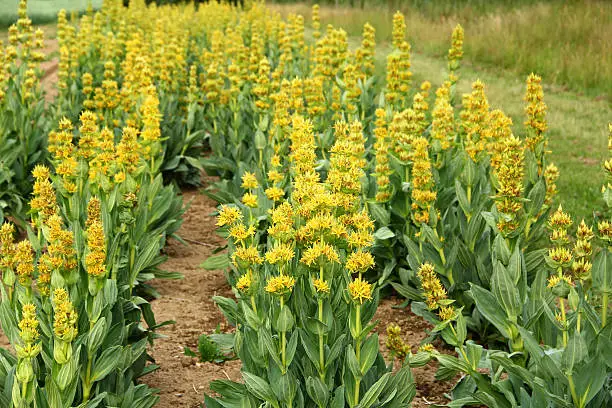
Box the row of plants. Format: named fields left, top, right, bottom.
left=0, top=0, right=211, bottom=227
left=193, top=2, right=612, bottom=407
left=0, top=0, right=188, bottom=406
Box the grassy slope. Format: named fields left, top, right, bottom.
left=0, top=0, right=104, bottom=27
left=271, top=3, right=611, bottom=221
left=407, top=50, right=611, bottom=221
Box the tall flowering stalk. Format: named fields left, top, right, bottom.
left=524, top=73, right=548, bottom=174
left=208, top=116, right=416, bottom=407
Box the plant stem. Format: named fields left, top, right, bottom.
left=280, top=296, right=287, bottom=373
left=568, top=374, right=581, bottom=408
left=602, top=292, right=608, bottom=328
left=354, top=305, right=362, bottom=407
left=318, top=264, right=326, bottom=379
left=466, top=184, right=472, bottom=222
left=83, top=355, right=93, bottom=402
left=560, top=297, right=568, bottom=347
left=250, top=295, right=257, bottom=314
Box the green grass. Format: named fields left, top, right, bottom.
left=270, top=2, right=612, bottom=221
left=272, top=1, right=611, bottom=102
left=407, top=50, right=611, bottom=221
left=0, top=0, right=103, bottom=28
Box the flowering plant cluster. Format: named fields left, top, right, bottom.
left=0, top=1, right=187, bottom=406
left=197, top=2, right=611, bottom=407
left=208, top=116, right=417, bottom=407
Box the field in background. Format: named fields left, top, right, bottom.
left=272, top=1, right=611, bottom=102
left=2, top=0, right=610, bottom=220
left=0, top=0, right=103, bottom=27
left=270, top=1, right=612, bottom=221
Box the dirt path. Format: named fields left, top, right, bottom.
left=144, top=187, right=454, bottom=408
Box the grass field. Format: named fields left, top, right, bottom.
left=271, top=2, right=611, bottom=221
left=272, top=1, right=611, bottom=101
left=0, top=0, right=103, bottom=27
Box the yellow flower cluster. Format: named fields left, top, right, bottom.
left=447, top=24, right=464, bottom=83
left=0, top=222, right=16, bottom=270
left=52, top=288, right=78, bottom=342
left=493, top=135, right=525, bottom=236
left=386, top=12, right=412, bottom=108
left=348, top=277, right=372, bottom=305
left=431, top=82, right=455, bottom=153
left=312, top=4, right=321, bottom=40
left=461, top=80, right=490, bottom=161
left=373, top=109, right=393, bottom=202
left=327, top=121, right=366, bottom=212
left=569, top=220, right=593, bottom=282
left=265, top=274, right=296, bottom=296
left=524, top=73, right=548, bottom=152
left=30, top=165, right=59, bottom=222
left=355, top=23, right=376, bottom=77
left=547, top=206, right=573, bottom=280
left=417, top=263, right=454, bottom=321
left=85, top=198, right=107, bottom=278
left=411, top=138, right=436, bottom=226
left=386, top=323, right=410, bottom=360
left=241, top=172, right=259, bottom=208
left=17, top=303, right=41, bottom=359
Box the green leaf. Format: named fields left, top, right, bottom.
left=373, top=227, right=395, bottom=240
left=456, top=312, right=467, bottom=345
left=306, top=377, right=329, bottom=407
left=275, top=307, right=295, bottom=332
left=242, top=372, right=278, bottom=404
left=491, top=261, right=521, bottom=319
left=592, top=249, right=611, bottom=294
left=436, top=354, right=471, bottom=374
left=91, top=346, right=121, bottom=382
left=359, top=334, right=379, bottom=376
left=562, top=332, right=586, bottom=374
left=346, top=346, right=362, bottom=380
left=468, top=284, right=512, bottom=338
left=200, top=254, right=230, bottom=270
left=87, top=317, right=107, bottom=354
left=357, top=373, right=390, bottom=408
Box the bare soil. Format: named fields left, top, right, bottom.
left=144, top=188, right=455, bottom=408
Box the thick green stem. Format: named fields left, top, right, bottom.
left=568, top=374, right=581, bottom=408
left=318, top=299, right=325, bottom=377
left=82, top=356, right=93, bottom=402
left=354, top=305, right=362, bottom=407
left=280, top=297, right=287, bottom=373
left=560, top=297, right=568, bottom=347
left=602, top=292, right=609, bottom=328
left=466, top=184, right=472, bottom=222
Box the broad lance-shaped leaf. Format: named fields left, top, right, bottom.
left=359, top=334, right=379, bottom=375
left=201, top=253, right=230, bottom=270
left=242, top=372, right=279, bottom=406
left=468, top=284, right=512, bottom=338
left=357, top=373, right=391, bottom=408
left=592, top=249, right=611, bottom=294
left=306, top=377, right=329, bottom=407
left=562, top=332, right=586, bottom=374
left=491, top=261, right=522, bottom=320
left=91, top=345, right=121, bottom=382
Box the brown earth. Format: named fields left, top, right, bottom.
left=144, top=187, right=455, bottom=408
